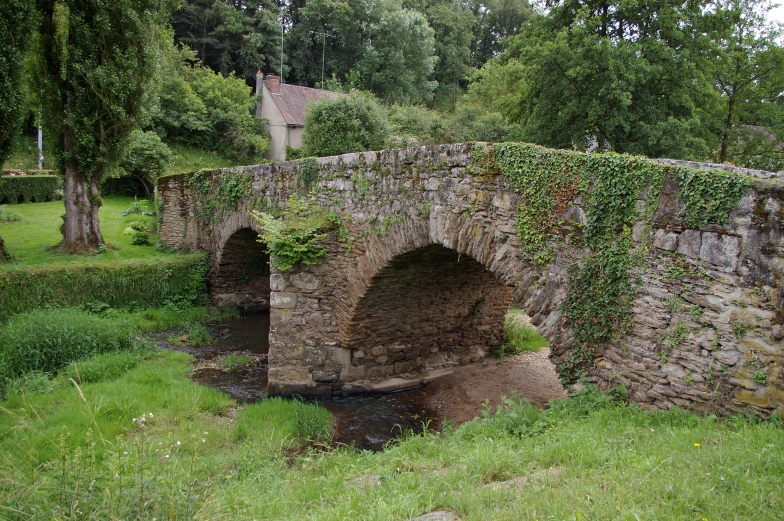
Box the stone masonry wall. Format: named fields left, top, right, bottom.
left=210, top=228, right=271, bottom=310
left=158, top=143, right=784, bottom=415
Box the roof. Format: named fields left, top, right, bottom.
left=264, top=79, right=340, bottom=127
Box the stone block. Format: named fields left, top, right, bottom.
left=269, top=273, right=286, bottom=291
left=312, top=370, right=339, bottom=383
left=270, top=291, right=297, bottom=309
left=653, top=229, right=678, bottom=251
left=291, top=272, right=321, bottom=290
left=677, top=230, right=702, bottom=258
left=699, top=233, right=740, bottom=269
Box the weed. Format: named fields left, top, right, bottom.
left=496, top=310, right=548, bottom=359
left=751, top=370, right=769, bottom=385
left=216, top=354, right=252, bottom=370
left=732, top=321, right=754, bottom=339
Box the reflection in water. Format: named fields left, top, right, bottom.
left=189, top=312, right=441, bottom=451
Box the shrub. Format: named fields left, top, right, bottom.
left=0, top=174, right=62, bottom=204
left=496, top=310, right=548, bottom=359
left=250, top=195, right=337, bottom=271
left=303, top=91, right=390, bottom=157
left=0, top=254, right=208, bottom=321
left=0, top=309, right=147, bottom=381
left=117, top=129, right=172, bottom=197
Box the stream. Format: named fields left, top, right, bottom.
left=188, top=312, right=441, bottom=451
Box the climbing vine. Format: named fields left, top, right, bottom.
left=185, top=168, right=260, bottom=229
left=298, top=157, right=320, bottom=191
left=490, top=142, right=749, bottom=383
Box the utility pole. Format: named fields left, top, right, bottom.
left=310, top=31, right=334, bottom=90
left=280, top=22, right=284, bottom=82
left=37, top=105, right=43, bottom=170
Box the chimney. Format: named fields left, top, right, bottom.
left=255, top=70, right=264, bottom=95
left=266, top=74, right=280, bottom=94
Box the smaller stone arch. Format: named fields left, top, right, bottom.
left=211, top=227, right=271, bottom=311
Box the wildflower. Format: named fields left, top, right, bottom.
left=176, top=441, right=181, bottom=446
left=201, top=438, right=206, bottom=443
left=694, top=443, right=701, bottom=447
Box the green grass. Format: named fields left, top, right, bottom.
left=167, top=143, right=236, bottom=174
left=497, top=309, right=549, bottom=358
left=2, top=136, right=236, bottom=174
left=2, top=343, right=782, bottom=521
left=1, top=135, right=53, bottom=171
left=0, top=196, right=174, bottom=266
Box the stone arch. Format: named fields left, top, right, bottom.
left=340, top=243, right=514, bottom=381
left=211, top=226, right=271, bottom=310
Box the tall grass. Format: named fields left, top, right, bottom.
left=498, top=309, right=549, bottom=358
left=0, top=308, right=148, bottom=381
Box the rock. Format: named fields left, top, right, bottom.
left=409, top=512, right=462, bottom=521
left=677, top=229, right=701, bottom=258
left=700, top=233, right=740, bottom=269
left=654, top=229, right=679, bottom=251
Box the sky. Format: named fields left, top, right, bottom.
left=769, top=5, right=784, bottom=24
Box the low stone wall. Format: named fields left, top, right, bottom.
left=158, top=143, right=784, bottom=415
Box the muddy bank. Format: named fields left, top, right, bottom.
left=425, top=348, right=567, bottom=425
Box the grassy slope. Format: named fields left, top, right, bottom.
left=2, top=135, right=236, bottom=174
left=0, top=196, right=171, bottom=266
left=1, top=349, right=782, bottom=520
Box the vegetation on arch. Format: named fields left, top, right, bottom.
left=251, top=195, right=339, bottom=271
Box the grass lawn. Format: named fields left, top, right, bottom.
left=0, top=196, right=173, bottom=267
left=1, top=346, right=782, bottom=520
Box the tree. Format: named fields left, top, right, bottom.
left=710, top=0, right=784, bottom=169
left=303, top=91, right=390, bottom=156
left=357, top=0, right=438, bottom=104
left=0, top=0, right=34, bottom=166
left=153, top=44, right=269, bottom=162
left=468, top=0, right=533, bottom=67
left=118, top=130, right=173, bottom=198
left=32, top=0, right=177, bottom=252
left=171, top=0, right=281, bottom=86
left=479, top=0, right=717, bottom=158
left=424, top=1, right=477, bottom=105
left=286, top=0, right=438, bottom=104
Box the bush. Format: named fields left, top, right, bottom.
left=0, top=174, right=62, bottom=204
left=303, top=91, right=390, bottom=157
left=0, top=309, right=147, bottom=380
left=117, top=130, right=172, bottom=197
left=0, top=254, right=208, bottom=321
left=499, top=310, right=548, bottom=356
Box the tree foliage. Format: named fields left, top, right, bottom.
left=171, top=0, right=281, bottom=85
left=152, top=44, right=269, bottom=163
left=303, top=91, right=390, bottom=156
left=0, top=0, right=35, bottom=166
left=118, top=130, right=173, bottom=197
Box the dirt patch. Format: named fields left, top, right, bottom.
left=426, top=348, right=567, bottom=425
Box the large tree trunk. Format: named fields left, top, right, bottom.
left=60, top=128, right=105, bottom=253
left=0, top=236, right=6, bottom=263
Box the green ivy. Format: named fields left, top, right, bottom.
left=675, top=167, right=749, bottom=228
left=489, top=143, right=749, bottom=384
left=298, top=157, right=320, bottom=190
left=187, top=168, right=259, bottom=229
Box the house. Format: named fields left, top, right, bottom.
left=255, top=72, right=339, bottom=161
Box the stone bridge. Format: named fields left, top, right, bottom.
left=158, top=142, right=784, bottom=417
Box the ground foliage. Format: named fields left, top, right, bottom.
left=492, top=143, right=749, bottom=382
left=0, top=254, right=207, bottom=322
left=1, top=359, right=782, bottom=520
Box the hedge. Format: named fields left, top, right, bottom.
left=0, top=174, right=62, bottom=203
left=0, top=254, right=208, bottom=321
